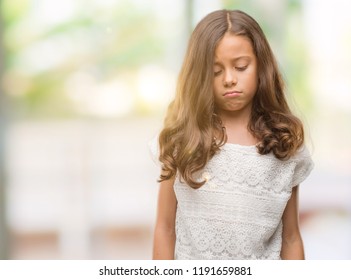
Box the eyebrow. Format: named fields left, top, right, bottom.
left=214, top=55, right=251, bottom=65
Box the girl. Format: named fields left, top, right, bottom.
left=151, top=9, right=313, bottom=260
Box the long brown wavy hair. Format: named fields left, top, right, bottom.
left=158, top=10, right=304, bottom=189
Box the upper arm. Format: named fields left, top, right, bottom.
left=152, top=174, right=177, bottom=259
left=280, top=185, right=305, bottom=259
left=282, top=185, right=301, bottom=241
left=154, top=175, right=177, bottom=231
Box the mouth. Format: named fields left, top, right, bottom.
left=223, top=90, right=241, bottom=97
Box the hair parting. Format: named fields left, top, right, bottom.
left=226, top=12, right=232, bottom=31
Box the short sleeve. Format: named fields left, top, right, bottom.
left=291, top=146, right=314, bottom=188
left=148, top=134, right=160, bottom=167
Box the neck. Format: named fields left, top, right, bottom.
left=217, top=105, right=252, bottom=129
left=216, top=105, right=258, bottom=146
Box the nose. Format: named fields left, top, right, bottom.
left=223, top=69, right=237, bottom=87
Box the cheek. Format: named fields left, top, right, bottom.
left=242, top=72, right=258, bottom=90
left=213, top=79, right=222, bottom=93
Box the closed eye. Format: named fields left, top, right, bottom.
left=235, top=66, right=248, bottom=71
left=214, top=70, right=222, bottom=76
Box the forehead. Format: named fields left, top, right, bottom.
left=214, top=33, right=255, bottom=61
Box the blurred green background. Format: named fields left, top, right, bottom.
left=0, top=0, right=350, bottom=259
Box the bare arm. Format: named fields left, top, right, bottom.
left=152, top=175, right=177, bottom=260
left=280, top=185, right=305, bottom=260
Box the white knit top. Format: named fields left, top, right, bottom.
left=150, top=140, right=314, bottom=260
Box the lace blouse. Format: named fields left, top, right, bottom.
left=150, top=140, right=314, bottom=260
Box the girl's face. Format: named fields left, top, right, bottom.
left=213, top=33, right=258, bottom=117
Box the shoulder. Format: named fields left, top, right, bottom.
left=289, top=145, right=314, bottom=187
left=148, top=134, right=160, bottom=166
left=290, top=145, right=313, bottom=163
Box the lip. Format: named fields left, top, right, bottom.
left=223, top=90, right=241, bottom=97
